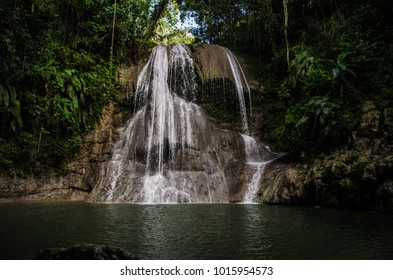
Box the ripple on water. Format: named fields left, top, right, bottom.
left=0, top=202, right=392, bottom=259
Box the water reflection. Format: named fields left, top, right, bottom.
left=0, top=202, right=392, bottom=259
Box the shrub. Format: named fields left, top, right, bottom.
left=275, top=96, right=351, bottom=152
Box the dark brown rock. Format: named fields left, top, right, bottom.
left=359, top=101, right=381, bottom=136
left=35, top=244, right=139, bottom=260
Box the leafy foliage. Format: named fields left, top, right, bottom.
left=1, top=0, right=392, bottom=174
left=278, top=47, right=356, bottom=101
left=275, top=96, right=351, bottom=152
left=179, top=0, right=392, bottom=153
left=0, top=0, right=193, bottom=175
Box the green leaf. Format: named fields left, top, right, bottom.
left=71, top=76, right=82, bottom=92
left=297, top=116, right=309, bottom=126
left=3, top=90, right=10, bottom=107
left=347, top=69, right=357, bottom=78
left=9, top=86, right=17, bottom=104
left=69, top=91, right=79, bottom=114
left=338, top=61, right=348, bottom=71
left=323, top=107, right=331, bottom=116
left=14, top=99, right=23, bottom=128
left=337, top=52, right=348, bottom=63
left=28, top=105, right=44, bottom=117
left=332, top=68, right=340, bottom=78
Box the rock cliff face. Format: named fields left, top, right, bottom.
left=0, top=44, right=256, bottom=203
left=258, top=101, right=393, bottom=212
left=0, top=176, right=86, bottom=201
left=1, top=44, right=392, bottom=212
left=86, top=44, right=254, bottom=203
left=0, top=101, right=127, bottom=201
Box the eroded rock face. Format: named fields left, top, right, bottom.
left=262, top=149, right=392, bottom=210
left=384, top=108, right=393, bottom=139
left=0, top=101, right=127, bottom=201
left=0, top=175, right=87, bottom=201
left=83, top=44, right=261, bottom=203
left=0, top=44, right=257, bottom=203
left=87, top=121, right=248, bottom=203
left=2, top=45, right=392, bottom=212
left=192, top=44, right=234, bottom=80
left=359, top=100, right=382, bottom=136
left=76, top=102, right=126, bottom=189
left=259, top=102, right=393, bottom=211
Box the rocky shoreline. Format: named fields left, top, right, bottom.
left=258, top=101, right=393, bottom=213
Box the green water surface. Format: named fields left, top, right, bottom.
left=0, top=202, right=392, bottom=259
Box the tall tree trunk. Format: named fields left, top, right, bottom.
left=129, top=26, right=140, bottom=65
left=109, top=0, right=117, bottom=86
left=283, top=0, right=290, bottom=69
left=265, top=0, right=276, bottom=54
left=145, top=0, right=169, bottom=41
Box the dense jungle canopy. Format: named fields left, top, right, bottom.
left=1, top=0, right=392, bottom=176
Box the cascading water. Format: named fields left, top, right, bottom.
left=243, top=162, right=268, bottom=203
left=241, top=134, right=275, bottom=203
left=87, top=44, right=276, bottom=204
left=221, top=47, right=251, bottom=134
left=169, top=44, right=197, bottom=101
left=89, top=45, right=229, bottom=203
left=137, top=45, right=201, bottom=203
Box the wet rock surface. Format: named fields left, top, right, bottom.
left=0, top=44, right=254, bottom=203
left=259, top=101, right=393, bottom=212
left=85, top=45, right=254, bottom=203
left=35, top=244, right=139, bottom=260
left=1, top=43, right=392, bottom=213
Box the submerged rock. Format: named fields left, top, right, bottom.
left=35, top=244, right=139, bottom=260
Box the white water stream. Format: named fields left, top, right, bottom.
left=222, top=47, right=251, bottom=134
left=241, top=134, right=272, bottom=203
left=89, top=44, right=272, bottom=204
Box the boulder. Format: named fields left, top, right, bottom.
left=35, top=244, right=139, bottom=260
left=192, top=44, right=234, bottom=81
left=384, top=108, right=393, bottom=127
left=359, top=101, right=381, bottom=136
left=377, top=180, right=393, bottom=213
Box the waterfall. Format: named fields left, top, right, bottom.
left=243, top=162, right=268, bottom=203
left=87, top=44, right=273, bottom=204
left=169, top=44, right=196, bottom=101
left=132, top=45, right=202, bottom=203
left=89, top=45, right=221, bottom=203
left=221, top=47, right=251, bottom=134
left=241, top=134, right=273, bottom=203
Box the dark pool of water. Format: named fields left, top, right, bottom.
left=0, top=202, right=392, bottom=259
